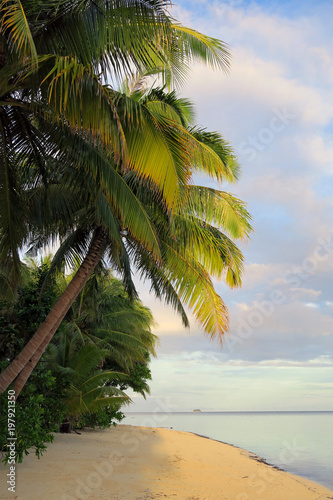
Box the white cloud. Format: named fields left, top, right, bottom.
left=304, top=302, right=320, bottom=309
left=230, top=299, right=333, bottom=339
left=224, top=356, right=333, bottom=368
left=130, top=1, right=333, bottom=411
left=290, top=288, right=322, bottom=298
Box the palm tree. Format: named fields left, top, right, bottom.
left=0, top=2, right=235, bottom=393
left=54, top=268, right=157, bottom=402
left=60, top=267, right=158, bottom=373
left=44, top=339, right=129, bottom=422
left=0, top=0, right=230, bottom=281
left=0, top=82, right=252, bottom=395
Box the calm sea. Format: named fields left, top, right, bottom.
left=124, top=411, right=333, bottom=491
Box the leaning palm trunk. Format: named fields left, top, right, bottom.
left=12, top=324, right=58, bottom=396
left=0, top=227, right=106, bottom=394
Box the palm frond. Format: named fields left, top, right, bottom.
left=170, top=215, right=244, bottom=286
left=124, top=109, right=192, bottom=208
left=40, top=57, right=127, bottom=163
left=145, top=87, right=196, bottom=127
left=187, top=126, right=241, bottom=183
left=0, top=0, right=38, bottom=68
left=170, top=24, right=231, bottom=72
left=182, top=185, right=253, bottom=240
left=0, top=114, right=27, bottom=280
left=163, top=241, right=229, bottom=341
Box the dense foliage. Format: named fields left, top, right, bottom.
left=0, top=363, right=67, bottom=463
left=0, top=262, right=155, bottom=462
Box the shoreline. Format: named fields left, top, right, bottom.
left=127, top=413, right=333, bottom=490
left=189, top=431, right=285, bottom=469
left=172, top=429, right=333, bottom=491
left=1, top=424, right=332, bottom=499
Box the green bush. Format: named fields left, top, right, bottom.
left=77, top=406, right=125, bottom=430
left=0, top=365, right=66, bottom=464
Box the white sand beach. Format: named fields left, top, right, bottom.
left=1, top=425, right=333, bottom=500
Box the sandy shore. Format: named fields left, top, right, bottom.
left=1, top=425, right=332, bottom=500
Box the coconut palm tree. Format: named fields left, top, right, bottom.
left=0, top=0, right=231, bottom=279
left=52, top=267, right=157, bottom=403
left=44, top=339, right=129, bottom=421
left=0, top=81, right=251, bottom=395
left=60, top=267, right=158, bottom=373
left=0, top=0, right=237, bottom=393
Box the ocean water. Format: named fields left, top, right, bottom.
left=124, top=411, right=333, bottom=491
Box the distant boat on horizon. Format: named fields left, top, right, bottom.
left=193, top=409, right=201, bottom=412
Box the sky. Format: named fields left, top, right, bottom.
left=127, top=0, right=333, bottom=412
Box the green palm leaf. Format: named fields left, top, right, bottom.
left=162, top=241, right=229, bottom=342
left=171, top=23, right=231, bottom=72
left=0, top=116, right=27, bottom=279
left=182, top=185, right=253, bottom=240
left=0, top=0, right=38, bottom=68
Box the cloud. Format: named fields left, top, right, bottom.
left=223, top=356, right=333, bottom=368
left=239, top=262, right=292, bottom=290
left=290, top=288, right=322, bottom=298
left=128, top=1, right=333, bottom=411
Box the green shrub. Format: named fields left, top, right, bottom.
left=77, top=406, right=125, bottom=430
left=0, top=366, right=66, bottom=464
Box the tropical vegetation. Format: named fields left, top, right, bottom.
left=0, top=0, right=252, bottom=463
left=0, top=260, right=156, bottom=462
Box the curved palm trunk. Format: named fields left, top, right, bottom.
left=0, top=227, right=106, bottom=394
left=13, top=324, right=58, bottom=396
